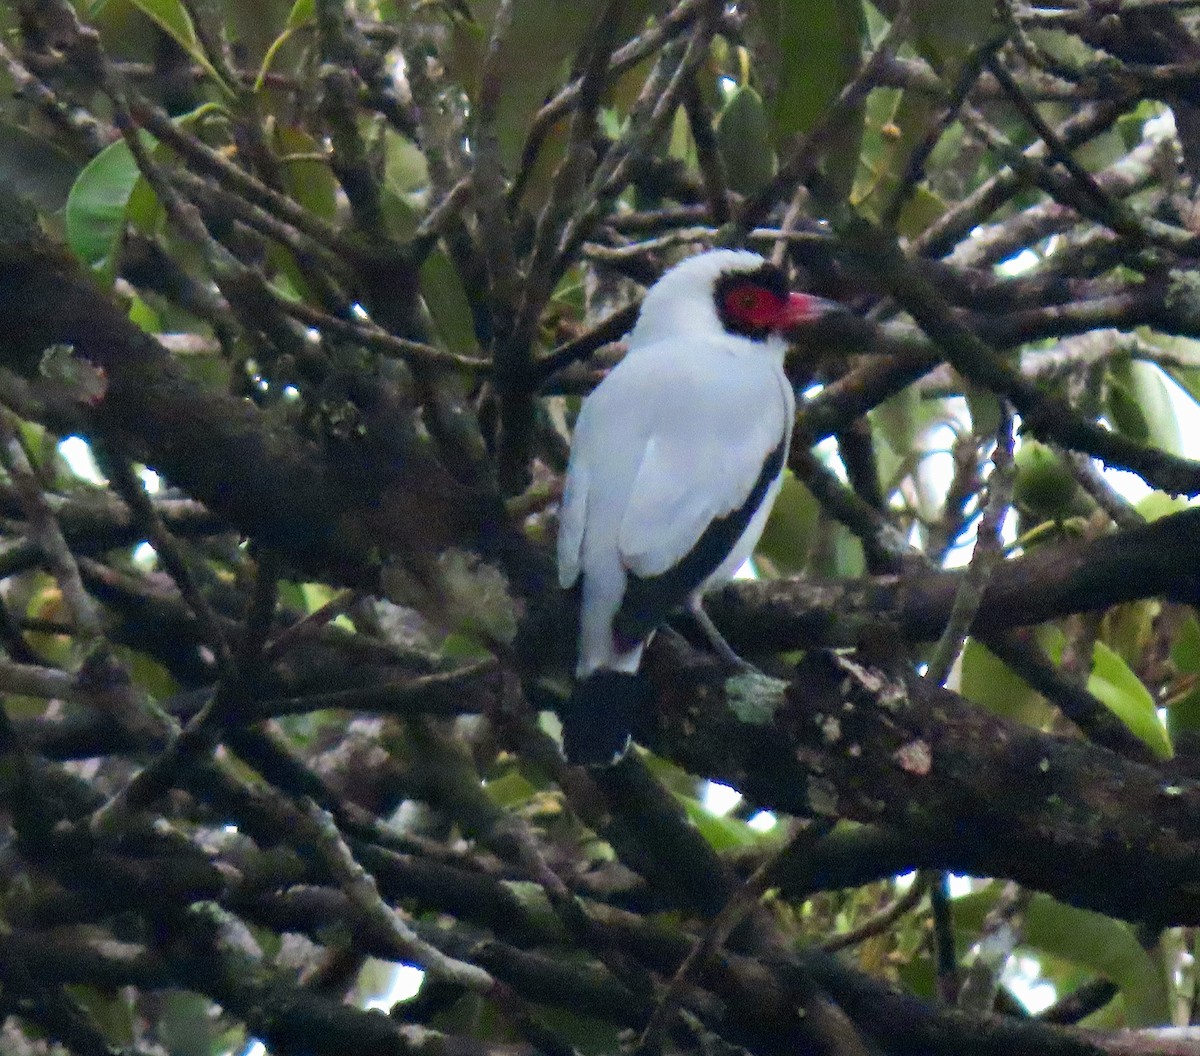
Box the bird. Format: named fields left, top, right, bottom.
left=557, top=249, right=841, bottom=764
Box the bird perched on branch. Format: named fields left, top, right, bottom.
left=557, top=249, right=842, bottom=764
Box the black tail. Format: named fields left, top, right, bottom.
left=562, top=671, right=653, bottom=765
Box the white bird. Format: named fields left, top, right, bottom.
left=557, top=249, right=840, bottom=763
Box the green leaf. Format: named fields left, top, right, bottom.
left=1171, top=613, right=1200, bottom=674
left=716, top=86, right=775, bottom=196
left=286, top=0, right=314, bottom=27
left=1110, top=359, right=1183, bottom=455
left=300, top=582, right=337, bottom=613
left=463, top=0, right=592, bottom=169
left=127, top=0, right=197, bottom=53
left=757, top=471, right=819, bottom=575
left=256, top=28, right=299, bottom=90
left=910, top=0, right=997, bottom=72
left=1131, top=360, right=1184, bottom=455
left=126, top=290, right=162, bottom=333
left=756, top=0, right=862, bottom=138
left=66, top=133, right=157, bottom=279
left=958, top=638, right=1056, bottom=728
left=1087, top=640, right=1172, bottom=759
left=67, top=986, right=135, bottom=1047
left=752, top=0, right=864, bottom=196
left=1040, top=625, right=1172, bottom=756
left=1024, top=898, right=1171, bottom=1027
left=895, top=184, right=946, bottom=239
left=159, top=991, right=222, bottom=1056
left=854, top=87, right=935, bottom=211
left=383, top=129, right=430, bottom=195
left=485, top=769, right=537, bottom=808
left=125, top=646, right=180, bottom=700
left=1012, top=440, right=1092, bottom=521
left=421, top=251, right=480, bottom=357
left=955, top=890, right=1171, bottom=1026
left=1105, top=367, right=1150, bottom=444
left=964, top=384, right=1001, bottom=438
left=870, top=385, right=919, bottom=475
left=1135, top=491, right=1187, bottom=522
left=810, top=519, right=865, bottom=579
left=667, top=105, right=692, bottom=165
left=852, top=0, right=992, bottom=220
left=870, top=387, right=952, bottom=506
left=444, top=15, right=486, bottom=103
left=1166, top=614, right=1200, bottom=740
left=253, top=1, right=316, bottom=90
left=126, top=0, right=234, bottom=97
left=1101, top=601, right=1157, bottom=669
left=275, top=126, right=337, bottom=220
left=677, top=793, right=764, bottom=851
left=125, top=158, right=166, bottom=237
left=1166, top=683, right=1200, bottom=740
left=380, top=187, right=423, bottom=242
left=1136, top=332, right=1200, bottom=410
left=1172, top=364, right=1200, bottom=402
left=0, top=122, right=82, bottom=211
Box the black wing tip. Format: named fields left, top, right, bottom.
left=562, top=671, right=654, bottom=766
left=614, top=432, right=789, bottom=646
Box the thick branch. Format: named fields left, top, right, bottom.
left=712, top=507, right=1200, bottom=652
left=0, top=190, right=505, bottom=583
left=638, top=638, right=1200, bottom=925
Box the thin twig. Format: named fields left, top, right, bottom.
left=557, top=9, right=721, bottom=267
left=300, top=798, right=495, bottom=991
left=821, top=873, right=931, bottom=953
left=913, top=99, right=1127, bottom=258
left=634, top=826, right=796, bottom=1055
left=533, top=296, right=642, bottom=381
left=106, top=455, right=233, bottom=673
left=926, top=404, right=1016, bottom=686
left=0, top=411, right=103, bottom=642
left=128, top=99, right=352, bottom=256
left=930, top=870, right=960, bottom=1003
left=513, top=0, right=626, bottom=348
left=735, top=3, right=915, bottom=238
left=1067, top=450, right=1147, bottom=530
left=315, top=0, right=384, bottom=231
left=836, top=221, right=1200, bottom=494
left=958, top=882, right=1031, bottom=1015
left=167, top=166, right=351, bottom=280
left=515, top=0, right=714, bottom=199
left=88, top=551, right=277, bottom=830
left=683, top=77, right=731, bottom=226
left=263, top=588, right=363, bottom=662
left=0, top=39, right=108, bottom=155
left=880, top=37, right=1003, bottom=231
left=277, top=298, right=488, bottom=371
left=251, top=660, right=497, bottom=720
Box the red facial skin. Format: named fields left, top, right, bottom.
left=722, top=285, right=829, bottom=333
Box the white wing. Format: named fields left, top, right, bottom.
left=558, top=344, right=664, bottom=591
left=617, top=357, right=791, bottom=579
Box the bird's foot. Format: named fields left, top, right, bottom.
left=689, top=600, right=759, bottom=673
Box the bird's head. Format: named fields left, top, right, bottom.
left=629, top=249, right=840, bottom=351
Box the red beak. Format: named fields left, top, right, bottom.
left=777, top=292, right=844, bottom=330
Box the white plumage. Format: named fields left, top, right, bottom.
left=558, top=249, right=831, bottom=762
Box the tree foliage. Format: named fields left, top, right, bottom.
left=3, top=0, right=1200, bottom=1053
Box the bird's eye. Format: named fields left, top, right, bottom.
left=723, top=284, right=776, bottom=325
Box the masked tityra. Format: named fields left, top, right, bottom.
left=557, top=249, right=841, bottom=764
